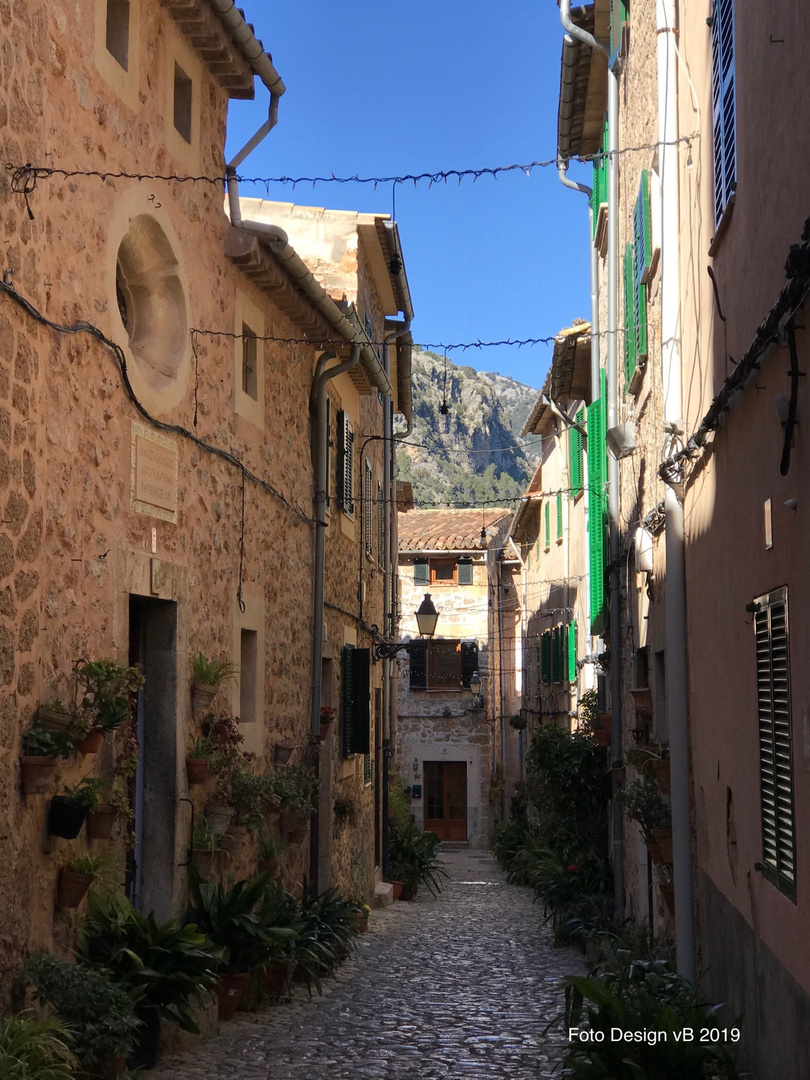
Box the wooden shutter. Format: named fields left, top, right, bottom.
left=568, top=620, right=577, bottom=683
left=341, top=645, right=355, bottom=756
left=588, top=380, right=608, bottom=635
left=364, top=458, right=373, bottom=556
left=556, top=491, right=563, bottom=540
left=458, top=558, right=474, bottom=585
left=711, top=0, right=736, bottom=228
left=342, top=645, right=370, bottom=756
left=413, top=559, right=429, bottom=585
left=461, top=641, right=479, bottom=689
left=551, top=624, right=567, bottom=684
left=409, top=639, right=427, bottom=690
left=337, top=411, right=354, bottom=515
left=544, top=502, right=550, bottom=549
left=755, top=588, right=795, bottom=896
left=623, top=243, right=637, bottom=386
left=377, top=481, right=384, bottom=566
left=632, top=170, right=651, bottom=366
left=591, top=117, right=609, bottom=238
left=569, top=409, right=584, bottom=499
left=325, top=398, right=331, bottom=509
left=541, top=631, right=552, bottom=684
left=610, top=0, right=629, bottom=57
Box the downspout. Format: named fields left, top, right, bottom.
left=560, top=0, right=624, bottom=921
left=309, top=346, right=361, bottom=891
left=658, top=0, right=695, bottom=982
left=508, top=536, right=527, bottom=777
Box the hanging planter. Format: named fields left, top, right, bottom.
left=221, top=824, right=247, bottom=853
left=217, top=972, right=249, bottom=1020
left=190, top=848, right=216, bottom=879
left=48, top=795, right=89, bottom=839
left=20, top=755, right=59, bottom=795
left=37, top=705, right=74, bottom=733
left=56, top=867, right=93, bottom=908
left=76, top=729, right=104, bottom=755
left=186, top=756, right=209, bottom=786
left=203, top=803, right=232, bottom=834
left=274, top=741, right=294, bottom=767
left=191, top=682, right=217, bottom=713
left=87, top=803, right=117, bottom=841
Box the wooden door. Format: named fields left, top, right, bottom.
left=424, top=761, right=467, bottom=841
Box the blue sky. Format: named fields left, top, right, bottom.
left=225, top=0, right=592, bottom=391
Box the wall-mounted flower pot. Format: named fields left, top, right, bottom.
left=76, top=730, right=104, bottom=755
left=319, top=722, right=332, bottom=741
left=204, top=803, right=232, bottom=834
left=191, top=848, right=216, bottom=879
left=217, top=972, right=249, bottom=1020
left=87, top=804, right=117, bottom=841
left=37, top=707, right=73, bottom=733
left=57, top=867, right=93, bottom=908
left=48, top=795, right=89, bottom=839
left=221, top=824, right=247, bottom=853
left=186, top=756, right=209, bottom=786
left=352, top=911, right=370, bottom=933
left=20, top=756, right=59, bottom=796
left=191, top=682, right=217, bottom=713
left=279, top=809, right=308, bottom=843
left=649, top=828, right=673, bottom=865
left=274, top=741, right=294, bottom=766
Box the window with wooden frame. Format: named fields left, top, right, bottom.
left=408, top=639, right=478, bottom=691
left=241, top=323, right=258, bottom=400
left=430, top=559, right=457, bottom=585
left=711, top=0, right=736, bottom=229
left=337, top=410, right=354, bottom=516
left=341, top=644, right=370, bottom=757
left=376, top=480, right=384, bottom=566
left=754, top=586, right=796, bottom=898
left=364, top=458, right=373, bottom=557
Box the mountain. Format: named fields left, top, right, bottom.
left=395, top=350, right=543, bottom=508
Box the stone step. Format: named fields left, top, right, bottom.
left=374, top=880, right=394, bottom=907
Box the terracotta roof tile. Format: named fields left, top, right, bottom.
left=397, top=508, right=512, bottom=551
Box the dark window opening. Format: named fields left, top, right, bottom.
left=106, top=0, right=130, bottom=71
left=241, top=323, right=258, bottom=400
left=173, top=63, right=193, bottom=143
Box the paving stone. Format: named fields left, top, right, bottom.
left=147, top=850, right=586, bottom=1079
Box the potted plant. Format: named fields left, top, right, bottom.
left=333, top=796, right=356, bottom=825
left=215, top=754, right=278, bottom=844
left=508, top=712, right=527, bottom=731
left=57, top=851, right=104, bottom=908
left=37, top=700, right=75, bottom=733
left=20, top=727, right=73, bottom=795
left=77, top=892, right=222, bottom=1070
left=186, top=733, right=213, bottom=786
left=319, top=705, right=336, bottom=739
left=275, top=764, right=316, bottom=842
left=71, top=659, right=143, bottom=752
left=617, top=774, right=672, bottom=864
left=387, top=823, right=448, bottom=901
left=48, top=777, right=106, bottom=839
left=350, top=901, right=372, bottom=933
left=25, top=952, right=140, bottom=1077
left=87, top=788, right=118, bottom=841
left=190, top=818, right=221, bottom=880
left=274, top=739, right=295, bottom=766
left=0, top=1014, right=78, bottom=1079
left=191, top=652, right=238, bottom=712
left=256, top=828, right=287, bottom=873
left=626, top=742, right=671, bottom=794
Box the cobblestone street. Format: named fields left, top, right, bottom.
left=148, top=850, right=585, bottom=1080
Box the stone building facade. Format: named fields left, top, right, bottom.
left=0, top=0, right=413, bottom=1002
left=395, top=509, right=512, bottom=847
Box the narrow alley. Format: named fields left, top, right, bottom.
left=147, top=851, right=584, bottom=1080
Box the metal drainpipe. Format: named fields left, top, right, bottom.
left=560, top=0, right=624, bottom=920
left=658, top=0, right=695, bottom=982
left=309, top=346, right=361, bottom=890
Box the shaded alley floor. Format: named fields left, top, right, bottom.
left=148, top=850, right=586, bottom=1079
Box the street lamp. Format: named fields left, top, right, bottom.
left=469, top=670, right=484, bottom=709
left=374, top=593, right=440, bottom=660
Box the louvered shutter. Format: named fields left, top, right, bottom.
left=591, top=118, right=609, bottom=239
left=755, top=588, right=795, bottom=896
left=610, top=0, right=629, bottom=57
left=413, top=559, right=429, bottom=585
left=341, top=645, right=355, bottom=756
left=458, top=558, right=474, bottom=585
left=541, top=630, right=552, bottom=684
left=623, top=244, right=637, bottom=386
left=377, top=481, right=384, bottom=566
left=568, top=620, right=577, bottom=683
left=569, top=409, right=584, bottom=499
left=588, top=379, right=608, bottom=635
left=711, top=0, right=736, bottom=228
left=337, top=411, right=354, bottom=515
left=364, top=458, right=373, bottom=556
left=556, top=491, right=563, bottom=540
left=461, top=641, right=479, bottom=689
left=552, top=625, right=567, bottom=684
left=544, top=502, right=550, bottom=549
left=632, top=171, right=651, bottom=365
left=409, top=639, right=427, bottom=690
left=349, top=648, right=371, bottom=755
left=325, top=398, right=331, bottom=508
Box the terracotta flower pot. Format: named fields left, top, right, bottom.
left=319, top=722, right=332, bottom=741
left=204, top=803, right=232, bottom=834
left=263, top=962, right=291, bottom=999
left=594, top=729, right=612, bottom=748
left=352, top=911, right=369, bottom=933
left=76, top=730, right=104, bottom=755
left=20, top=756, right=59, bottom=795
left=57, top=867, right=93, bottom=908
left=87, top=803, right=117, bottom=840
left=48, top=795, right=89, bottom=839
left=186, top=756, right=209, bottom=786
left=388, top=880, right=404, bottom=901
left=37, top=707, right=73, bottom=732
left=217, top=972, right=249, bottom=1020
left=221, top=824, right=247, bottom=852
left=191, top=682, right=217, bottom=713
left=191, top=848, right=216, bottom=879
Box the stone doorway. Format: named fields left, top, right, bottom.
left=424, top=760, right=467, bottom=841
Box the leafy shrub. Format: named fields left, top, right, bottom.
left=21, top=727, right=74, bottom=758
left=0, top=1014, right=77, bottom=1080
left=25, top=953, right=140, bottom=1068
left=388, top=824, right=447, bottom=898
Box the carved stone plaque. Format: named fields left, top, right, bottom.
left=131, top=423, right=178, bottom=522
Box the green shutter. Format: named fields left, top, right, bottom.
left=591, top=118, right=609, bottom=239
left=568, top=620, right=577, bottom=683
left=569, top=408, right=584, bottom=499
left=413, top=559, right=429, bottom=585
left=556, top=491, right=563, bottom=540
left=551, top=624, right=568, bottom=684
left=541, top=631, right=552, bottom=684
left=588, top=384, right=607, bottom=636
left=458, top=558, right=473, bottom=585
left=610, top=0, right=629, bottom=57
left=632, top=169, right=651, bottom=366
left=337, top=411, right=354, bottom=515
left=624, top=243, right=636, bottom=387
left=544, top=502, right=550, bottom=549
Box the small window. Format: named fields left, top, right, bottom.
left=106, top=0, right=130, bottom=70
left=173, top=63, right=193, bottom=144
left=408, top=639, right=478, bottom=692
left=337, top=411, right=354, bottom=515
left=711, top=0, right=736, bottom=228
left=364, top=459, right=373, bottom=557
left=239, top=629, right=257, bottom=724
left=241, top=324, right=258, bottom=400
left=556, top=491, right=563, bottom=541
left=431, top=560, right=456, bottom=584
left=377, top=481, right=384, bottom=566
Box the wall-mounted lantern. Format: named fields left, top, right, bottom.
left=374, top=593, right=439, bottom=660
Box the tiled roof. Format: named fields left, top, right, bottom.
left=521, top=320, right=591, bottom=436
left=398, top=509, right=512, bottom=551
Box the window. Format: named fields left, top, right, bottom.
left=624, top=170, right=651, bottom=388
left=588, top=370, right=608, bottom=635
left=413, top=558, right=475, bottom=585
left=568, top=620, right=578, bottom=684
left=364, top=458, right=373, bottom=556
left=755, top=587, right=795, bottom=898
left=173, top=63, right=193, bottom=144
left=341, top=645, right=370, bottom=757
left=569, top=407, right=585, bottom=499
left=457, top=558, right=473, bottom=585
left=239, top=629, right=258, bottom=724
left=544, top=502, right=551, bottom=550
left=377, top=481, right=384, bottom=566
left=711, top=0, right=736, bottom=228
left=408, top=639, right=478, bottom=691
left=431, top=560, right=456, bottom=584
left=337, top=411, right=354, bottom=515
left=241, top=324, right=258, bottom=400
left=556, top=491, right=563, bottom=541
left=106, top=0, right=130, bottom=70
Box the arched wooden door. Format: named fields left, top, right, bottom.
left=424, top=761, right=467, bottom=841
